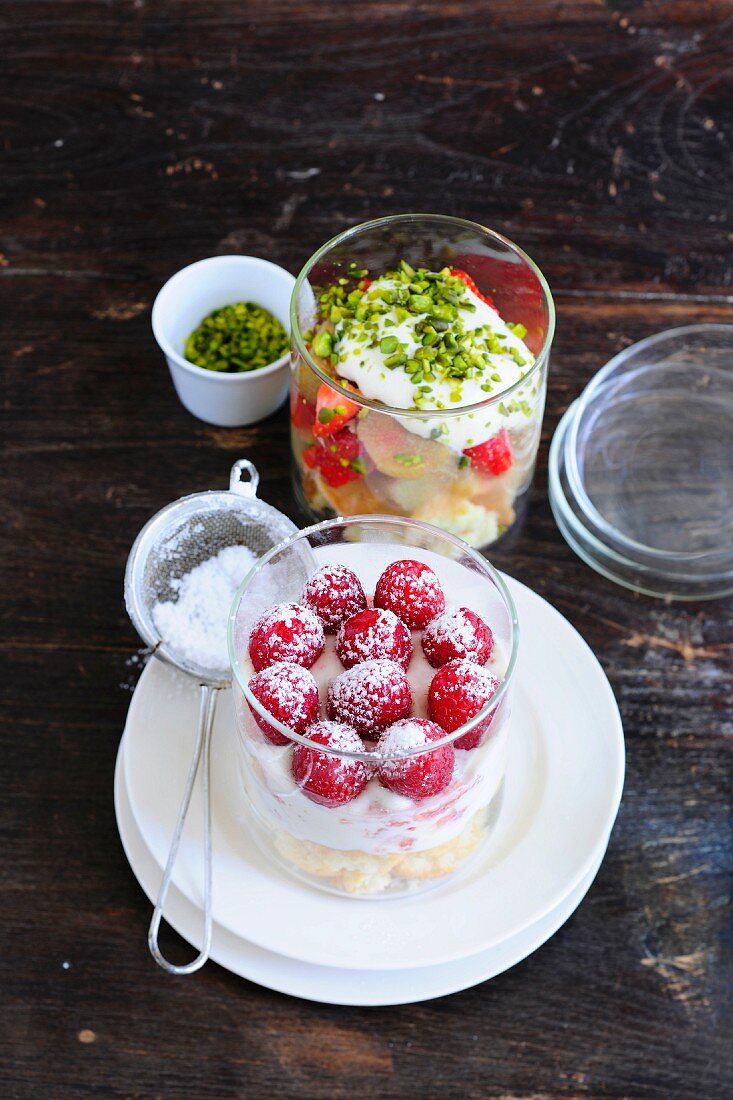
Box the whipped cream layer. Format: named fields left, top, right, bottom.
left=333, top=276, right=536, bottom=453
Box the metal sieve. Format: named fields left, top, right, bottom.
left=124, top=458, right=298, bottom=974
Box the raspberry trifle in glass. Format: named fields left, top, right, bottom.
left=228, top=516, right=518, bottom=899
left=290, top=215, right=554, bottom=549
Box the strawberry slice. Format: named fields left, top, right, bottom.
left=450, top=268, right=496, bottom=310
left=312, top=382, right=361, bottom=437
left=291, top=392, right=316, bottom=432
left=463, top=428, right=513, bottom=476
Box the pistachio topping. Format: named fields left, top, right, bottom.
left=309, top=260, right=536, bottom=453
left=315, top=262, right=533, bottom=409
left=185, top=301, right=288, bottom=372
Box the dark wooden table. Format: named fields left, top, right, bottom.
left=2, top=2, right=732, bottom=1097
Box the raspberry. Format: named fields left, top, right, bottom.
left=308, top=428, right=371, bottom=488
left=248, top=602, right=324, bottom=672
left=292, top=721, right=368, bottom=807
left=376, top=719, right=454, bottom=801
left=421, top=608, right=494, bottom=668
left=463, top=429, right=513, bottom=477
left=336, top=608, right=412, bottom=670
left=327, top=658, right=412, bottom=739
left=248, top=662, right=319, bottom=746
left=302, top=564, right=367, bottom=633
left=428, top=658, right=501, bottom=751
left=374, top=559, right=446, bottom=629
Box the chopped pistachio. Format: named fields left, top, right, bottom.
left=312, top=329, right=333, bottom=359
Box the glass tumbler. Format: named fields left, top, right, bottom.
left=290, top=214, right=554, bottom=549
left=228, top=515, right=519, bottom=899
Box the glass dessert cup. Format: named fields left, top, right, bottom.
left=228, top=515, right=519, bottom=900
left=290, top=214, right=554, bottom=549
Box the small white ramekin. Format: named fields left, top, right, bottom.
left=152, top=255, right=295, bottom=427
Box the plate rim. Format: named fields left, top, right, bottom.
left=115, top=748, right=608, bottom=1006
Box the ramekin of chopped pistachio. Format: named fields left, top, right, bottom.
left=185, top=302, right=288, bottom=373
left=289, top=215, right=554, bottom=549
left=153, top=255, right=295, bottom=427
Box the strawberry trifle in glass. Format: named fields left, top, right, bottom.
left=290, top=215, right=554, bottom=549
left=228, top=516, right=518, bottom=898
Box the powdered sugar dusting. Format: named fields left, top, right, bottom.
left=431, top=658, right=500, bottom=710
left=249, top=602, right=325, bottom=671
left=249, top=662, right=319, bottom=735
left=336, top=607, right=412, bottom=669
left=152, top=544, right=256, bottom=673
left=377, top=718, right=455, bottom=797
left=422, top=607, right=493, bottom=667
left=302, top=564, right=367, bottom=631
left=378, top=718, right=431, bottom=755
left=327, top=657, right=412, bottom=735
left=307, top=720, right=365, bottom=755
left=374, top=559, right=446, bottom=629
left=292, top=720, right=369, bottom=806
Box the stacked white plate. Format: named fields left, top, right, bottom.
left=115, top=575, right=624, bottom=1005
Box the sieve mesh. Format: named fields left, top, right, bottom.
left=125, top=461, right=299, bottom=684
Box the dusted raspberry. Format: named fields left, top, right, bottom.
left=248, top=662, right=319, bottom=746
left=428, top=658, right=501, bottom=750
left=463, top=428, right=512, bottom=477
left=302, top=564, right=367, bottom=633
left=248, top=602, right=324, bottom=672
left=327, top=658, right=412, bottom=738
left=336, top=607, right=412, bottom=670
left=376, top=719, right=454, bottom=801
left=421, top=607, right=494, bottom=668
left=374, top=559, right=445, bottom=630
left=292, top=721, right=369, bottom=807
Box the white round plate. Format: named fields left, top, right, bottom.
left=122, top=575, right=624, bottom=971
left=115, top=747, right=607, bottom=1005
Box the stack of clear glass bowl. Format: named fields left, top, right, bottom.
left=549, top=324, right=733, bottom=601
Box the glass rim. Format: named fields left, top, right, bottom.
left=227, top=513, right=520, bottom=761
left=289, top=213, right=556, bottom=419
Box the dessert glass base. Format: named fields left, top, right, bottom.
left=245, top=787, right=505, bottom=899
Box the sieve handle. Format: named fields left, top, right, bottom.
left=148, top=683, right=218, bottom=975
left=229, top=459, right=259, bottom=497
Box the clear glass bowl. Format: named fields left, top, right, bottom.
left=228, top=515, right=519, bottom=899
left=549, top=324, right=733, bottom=600
left=289, top=214, right=554, bottom=550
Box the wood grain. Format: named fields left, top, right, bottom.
left=1, top=2, right=731, bottom=1098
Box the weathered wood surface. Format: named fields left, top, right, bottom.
left=1, top=2, right=731, bottom=1097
